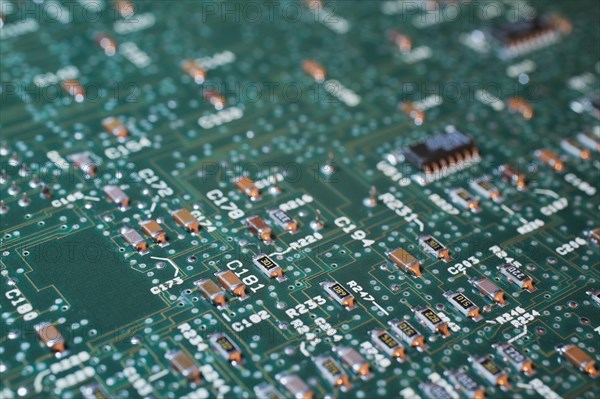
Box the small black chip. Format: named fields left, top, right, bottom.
left=402, top=129, right=477, bottom=172
left=491, top=16, right=552, bottom=46
left=488, top=14, right=571, bottom=59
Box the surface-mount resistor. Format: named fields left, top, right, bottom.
left=252, top=254, right=286, bottom=281
left=210, top=333, right=243, bottom=365
left=470, top=178, right=503, bottom=203
left=315, top=355, right=351, bottom=391
left=321, top=281, right=356, bottom=310
left=561, top=138, right=591, bottom=160
left=443, top=291, right=483, bottom=321
left=494, top=343, right=535, bottom=376
left=419, top=235, right=452, bottom=262
left=370, top=329, right=407, bottom=362
left=413, top=306, right=451, bottom=338
left=499, top=264, right=535, bottom=292
left=336, top=346, right=372, bottom=379
left=469, top=355, right=511, bottom=391
left=268, top=208, right=298, bottom=233
left=388, top=319, right=427, bottom=351
left=445, top=368, right=486, bottom=399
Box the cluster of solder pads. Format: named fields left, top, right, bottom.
left=96, top=135, right=600, bottom=396
left=29, top=288, right=600, bottom=399
left=373, top=245, right=538, bottom=394
left=187, top=251, right=600, bottom=398
left=104, top=174, right=300, bottom=310
left=17, top=128, right=600, bottom=399
left=103, top=175, right=300, bottom=255
left=104, top=184, right=200, bottom=253
left=182, top=231, right=599, bottom=397
left=308, top=242, right=599, bottom=397
left=168, top=336, right=374, bottom=399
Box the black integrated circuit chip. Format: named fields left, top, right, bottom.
left=402, top=129, right=477, bottom=172
left=490, top=16, right=553, bottom=46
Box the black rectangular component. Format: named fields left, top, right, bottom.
left=489, top=14, right=571, bottom=59
left=491, top=16, right=552, bottom=45
left=403, top=129, right=476, bottom=172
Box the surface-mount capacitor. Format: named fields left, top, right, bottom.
left=215, top=270, right=247, bottom=299
left=34, top=322, right=66, bottom=353
left=535, top=148, right=565, bottom=172
left=166, top=349, right=202, bottom=383
left=195, top=278, right=227, bottom=307
left=140, top=219, right=168, bottom=246
left=556, top=344, right=599, bottom=378
left=120, top=226, right=147, bottom=254
left=235, top=176, right=260, bottom=200
left=469, top=276, right=507, bottom=306
left=104, top=185, right=130, bottom=210
left=102, top=116, right=128, bottom=138
left=172, top=208, right=200, bottom=234
left=499, top=164, right=527, bottom=190
left=182, top=59, right=206, bottom=84
left=335, top=346, right=372, bottom=379
left=302, top=59, right=326, bottom=82
left=245, top=215, right=273, bottom=243
left=386, top=247, right=422, bottom=277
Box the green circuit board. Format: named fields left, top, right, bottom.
left=1, top=0, right=599, bottom=398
